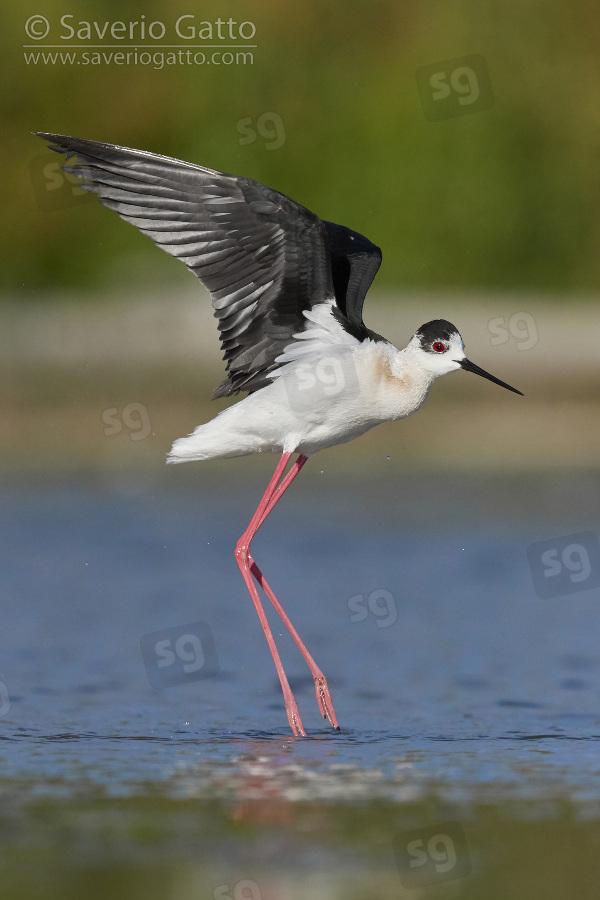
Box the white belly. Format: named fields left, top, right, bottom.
left=167, top=341, right=433, bottom=463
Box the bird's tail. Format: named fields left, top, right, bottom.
left=166, top=406, right=266, bottom=463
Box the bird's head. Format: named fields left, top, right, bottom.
left=407, top=319, right=523, bottom=395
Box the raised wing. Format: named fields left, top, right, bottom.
left=35, top=132, right=338, bottom=396
left=35, top=133, right=384, bottom=394
left=323, top=220, right=382, bottom=338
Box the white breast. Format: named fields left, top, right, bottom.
left=167, top=324, right=434, bottom=463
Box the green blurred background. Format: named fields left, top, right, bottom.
left=2, top=0, right=598, bottom=474
left=2, top=0, right=598, bottom=468
left=7, top=0, right=600, bottom=294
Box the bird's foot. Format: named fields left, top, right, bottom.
left=314, top=674, right=340, bottom=731
left=285, top=695, right=307, bottom=737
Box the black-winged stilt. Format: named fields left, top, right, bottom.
left=35, top=133, right=523, bottom=736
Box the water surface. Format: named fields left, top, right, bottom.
left=1, top=466, right=599, bottom=898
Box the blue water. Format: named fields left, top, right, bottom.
left=1, top=464, right=600, bottom=805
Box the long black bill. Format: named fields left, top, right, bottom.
left=459, top=358, right=523, bottom=396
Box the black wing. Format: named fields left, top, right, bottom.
left=35, top=133, right=382, bottom=395
left=323, top=220, right=382, bottom=341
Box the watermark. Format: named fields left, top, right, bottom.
left=281, top=353, right=360, bottom=413
left=348, top=589, right=397, bottom=628
left=30, top=153, right=94, bottom=212
left=527, top=531, right=600, bottom=599
left=141, top=621, right=220, bottom=689
left=237, top=113, right=286, bottom=151
left=102, top=402, right=152, bottom=442
left=0, top=680, right=11, bottom=718
left=416, top=54, right=494, bottom=121
left=488, top=312, right=538, bottom=351
left=25, top=14, right=256, bottom=41
left=23, top=14, right=256, bottom=68
left=213, top=880, right=263, bottom=900
left=24, top=48, right=254, bottom=68
left=393, top=821, right=471, bottom=889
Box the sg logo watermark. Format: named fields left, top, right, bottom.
left=416, top=54, right=494, bottom=121
left=488, top=312, right=538, bottom=350
left=0, top=680, right=11, bottom=718
left=237, top=113, right=285, bottom=150
left=282, top=354, right=359, bottom=412
left=213, top=880, right=263, bottom=900
left=29, top=154, right=94, bottom=212
left=141, top=622, right=220, bottom=689
left=102, top=402, right=152, bottom=441
left=347, top=589, right=397, bottom=628
left=393, top=821, right=471, bottom=888
left=527, top=531, right=600, bottom=599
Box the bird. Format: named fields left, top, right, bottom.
left=35, top=132, right=523, bottom=736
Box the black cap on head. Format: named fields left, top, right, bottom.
left=416, top=320, right=459, bottom=349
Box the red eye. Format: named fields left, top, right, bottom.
left=433, top=342, right=445, bottom=353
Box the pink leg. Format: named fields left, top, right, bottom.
left=253, top=455, right=309, bottom=526
left=242, top=456, right=338, bottom=731
left=235, top=452, right=339, bottom=735
left=250, top=558, right=340, bottom=730
left=235, top=452, right=305, bottom=736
